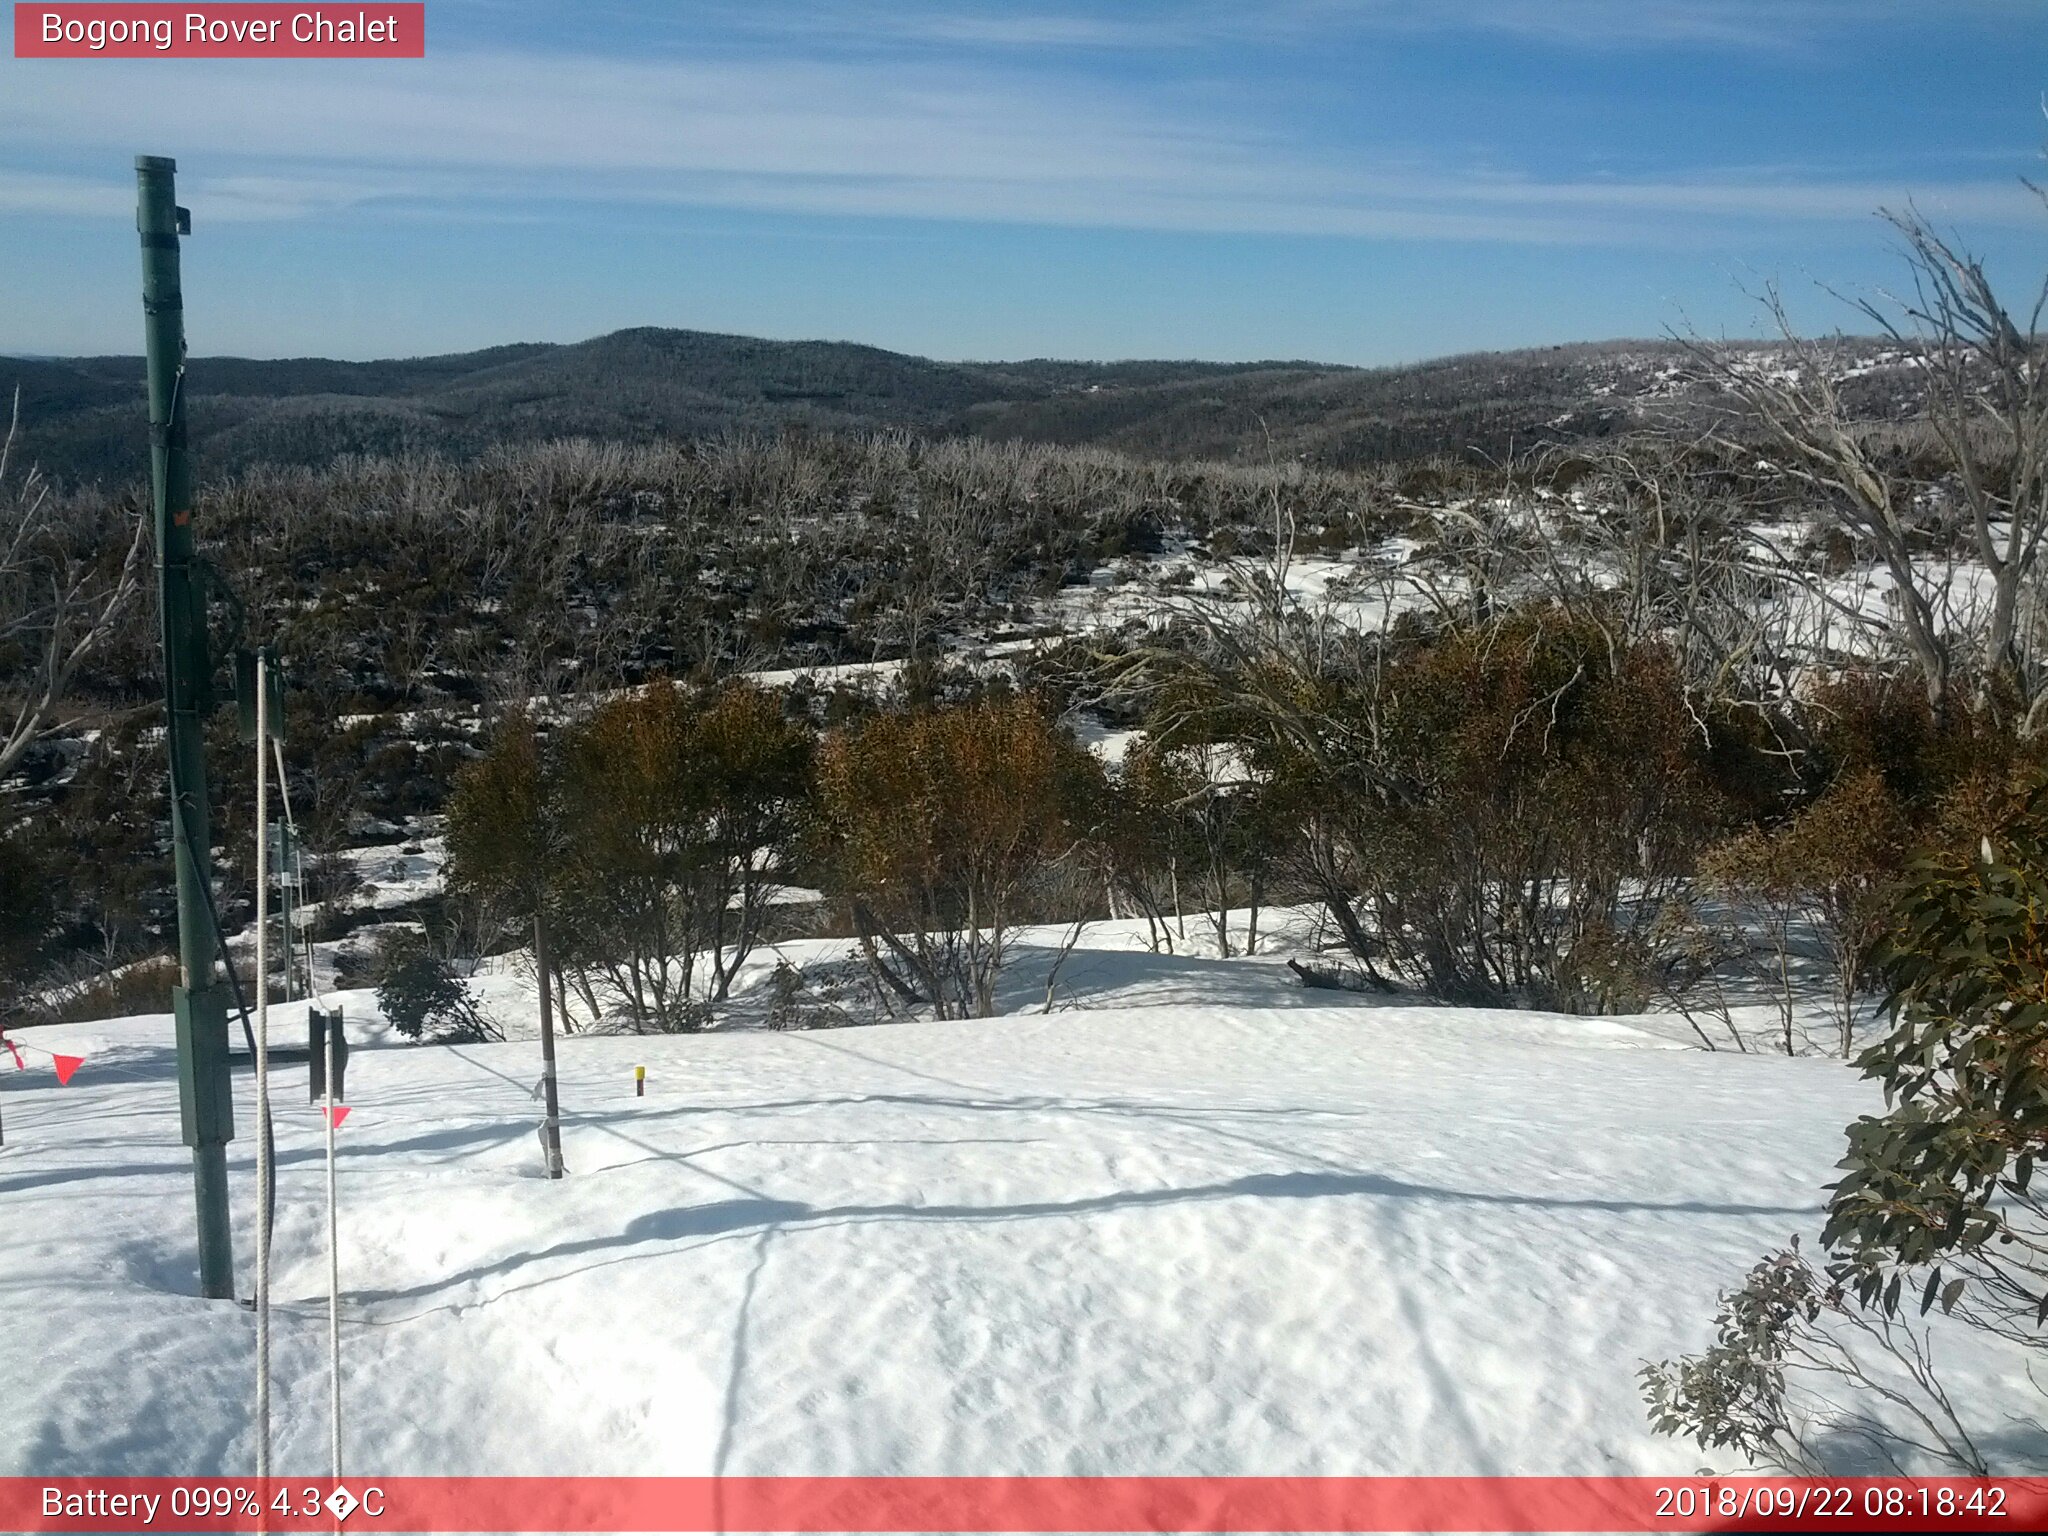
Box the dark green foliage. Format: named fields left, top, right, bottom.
left=0, top=725, right=171, bottom=1017
left=1800, top=672, right=2028, bottom=816
left=0, top=824, right=56, bottom=1015
left=448, top=687, right=815, bottom=1032
left=0, top=325, right=2015, bottom=1021
left=1108, top=734, right=1289, bottom=958
left=374, top=935, right=496, bottom=1044
left=1822, top=775, right=2048, bottom=1336
left=445, top=711, right=558, bottom=922
left=1280, top=610, right=1732, bottom=1008
left=1094, top=744, right=1203, bottom=954
left=1646, top=779, right=2048, bottom=1473
left=20, top=426, right=1396, bottom=1000
left=553, top=683, right=812, bottom=1028
left=1700, top=767, right=1913, bottom=1054
left=1683, top=672, right=2044, bottom=1053
left=39, top=956, right=179, bottom=1025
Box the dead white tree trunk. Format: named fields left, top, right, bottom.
left=1687, top=194, right=2048, bottom=728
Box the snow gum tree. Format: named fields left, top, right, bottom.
left=1093, top=745, right=1193, bottom=954
left=1827, top=775, right=2048, bottom=1353
left=1701, top=770, right=1911, bottom=1055
left=444, top=708, right=568, bottom=1176
left=1375, top=615, right=1727, bottom=1007
left=542, top=682, right=810, bottom=1031
left=0, top=826, right=55, bottom=1016
left=1196, top=609, right=1733, bottom=1009
left=1691, top=672, right=2043, bottom=1053
left=374, top=932, right=497, bottom=1044
left=813, top=696, right=1101, bottom=1018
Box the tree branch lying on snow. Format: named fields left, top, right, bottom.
left=1287, top=957, right=1393, bottom=995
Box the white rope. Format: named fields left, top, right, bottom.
left=252, top=651, right=273, bottom=1484
left=270, top=731, right=342, bottom=1481
left=270, top=738, right=327, bottom=1011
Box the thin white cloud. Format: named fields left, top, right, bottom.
left=0, top=48, right=2038, bottom=244
left=3, top=54, right=1211, bottom=185
left=1337, top=0, right=1898, bottom=51
left=0, top=169, right=132, bottom=219
left=725, top=0, right=1974, bottom=56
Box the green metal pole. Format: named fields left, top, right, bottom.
left=138, top=155, right=236, bottom=1301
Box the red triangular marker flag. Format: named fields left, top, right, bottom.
left=325, top=1105, right=351, bottom=1128
left=1, top=1033, right=23, bottom=1070
left=51, top=1054, right=84, bottom=1086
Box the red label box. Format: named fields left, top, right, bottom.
left=14, top=4, right=425, bottom=57
left=3, top=1476, right=2048, bottom=1533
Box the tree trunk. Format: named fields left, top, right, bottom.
left=1323, top=888, right=1395, bottom=992
left=854, top=900, right=931, bottom=1004
left=569, top=965, right=603, bottom=1030
left=1324, top=887, right=1372, bottom=959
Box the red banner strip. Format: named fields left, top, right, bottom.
left=4, top=1476, right=2045, bottom=1533
left=13, top=5, right=424, bottom=58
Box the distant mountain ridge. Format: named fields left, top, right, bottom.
left=2, top=326, right=1901, bottom=485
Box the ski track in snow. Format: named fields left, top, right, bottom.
left=1, top=949, right=2037, bottom=1478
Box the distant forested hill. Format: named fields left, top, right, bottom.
left=2, top=327, right=1905, bottom=486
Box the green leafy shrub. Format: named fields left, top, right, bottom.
left=1824, top=774, right=2048, bottom=1344
left=1640, top=1240, right=1987, bottom=1474
left=1645, top=776, right=2048, bottom=1474
left=374, top=935, right=496, bottom=1044
left=813, top=695, right=1102, bottom=1017
left=1309, top=611, right=1732, bottom=1008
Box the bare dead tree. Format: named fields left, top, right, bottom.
left=0, top=391, right=149, bottom=786
left=1686, top=300, right=1959, bottom=710
left=1859, top=203, right=2048, bottom=728
left=1685, top=195, right=2048, bottom=727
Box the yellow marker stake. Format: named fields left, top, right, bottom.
left=635, top=1065, right=646, bottom=1098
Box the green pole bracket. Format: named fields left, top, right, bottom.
left=172, top=984, right=235, bottom=1147
left=235, top=647, right=284, bottom=743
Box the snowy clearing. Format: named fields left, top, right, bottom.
left=4, top=932, right=2038, bottom=1480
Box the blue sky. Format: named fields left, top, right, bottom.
left=3, top=0, right=2045, bottom=363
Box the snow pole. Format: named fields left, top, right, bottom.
left=534, top=910, right=565, bottom=1179
left=0, top=1031, right=16, bottom=1146
left=270, top=743, right=345, bottom=1478
left=252, top=648, right=274, bottom=1481
left=139, top=155, right=237, bottom=1301
left=324, top=996, right=342, bottom=1478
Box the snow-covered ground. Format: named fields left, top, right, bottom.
left=4, top=927, right=2037, bottom=1480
